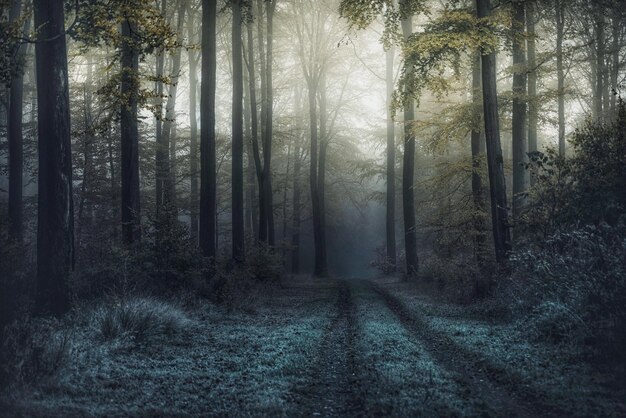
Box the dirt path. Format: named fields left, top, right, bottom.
left=367, top=280, right=549, bottom=417
left=294, top=280, right=364, bottom=417
left=294, top=278, right=572, bottom=416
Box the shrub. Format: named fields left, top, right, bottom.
left=92, top=297, right=191, bottom=343
left=0, top=318, right=72, bottom=387
left=501, top=223, right=626, bottom=356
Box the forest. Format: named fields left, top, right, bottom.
left=0, top=0, right=625, bottom=416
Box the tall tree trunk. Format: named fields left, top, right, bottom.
left=161, top=1, right=187, bottom=210
left=78, top=58, right=94, bottom=245
left=256, top=0, right=268, bottom=243
left=120, top=18, right=141, bottom=245
left=291, top=86, right=303, bottom=274
left=232, top=0, right=245, bottom=263
left=527, top=1, right=538, bottom=161
left=610, top=9, right=620, bottom=121
left=307, top=76, right=327, bottom=277
left=511, top=0, right=528, bottom=219
left=477, top=0, right=512, bottom=262
left=246, top=12, right=265, bottom=243
left=401, top=15, right=418, bottom=276
left=317, top=73, right=328, bottom=277
left=243, top=54, right=254, bottom=239
left=282, top=141, right=291, bottom=261
left=471, top=50, right=487, bottom=262
left=264, top=0, right=276, bottom=246
left=555, top=0, right=565, bottom=156
left=155, top=0, right=167, bottom=210
left=33, top=0, right=74, bottom=315
left=385, top=45, right=396, bottom=271
left=595, top=5, right=605, bottom=121
left=200, top=0, right=217, bottom=260
left=291, top=143, right=302, bottom=274
left=8, top=0, right=27, bottom=242
left=188, top=8, right=199, bottom=242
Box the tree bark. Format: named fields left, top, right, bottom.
left=511, top=0, right=528, bottom=219
left=555, top=0, right=565, bottom=156
left=120, top=18, right=141, bottom=245
left=317, top=73, right=328, bottom=277
left=594, top=4, right=605, bottom=121
left=232, top=0, right=245, bottom=263
left=385, top=45, right=396, bottom=271
left=188, top=7, right=199, bottom=242
left=200, top=0, right=217, bottom=260
left=246, top=10, right=265, bottom=243
left=401, top=15, right=418, bottom=276
left=155, top=0, right=167, bottom=210
left=8, top=0, right=27, bottom=242
left=264, top=0, right=276, bottom=246
left=610, top=9, right=620, bottom=121
left=477, top=0, right=512, bottom=262
left=526, top=1, right=538, bottom=163
left=33, top=0, right=74, bottom=315
left=471, top=50, right=487, bottom=262
left=161, top=1, right=187, bottom=210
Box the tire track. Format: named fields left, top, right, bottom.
left=369, top=280, right=562, bottom=417
left=290, top=279, right=365, bottom=417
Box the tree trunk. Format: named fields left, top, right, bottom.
left=555, top=0, right=565, bottom=156
left=161, top=1, right=187, bottom=210
left=200, top=0, right=217, bottom=260
left=471, top=50, right=487, bottom=262
left=256, top=0, right=268, bottom=243
left=401, top=15, right=418, bottom=276
left=610, top=9, right=620, bottom=121
left=264, top=0, right=276, bottom=246
left=511, top=0, right=528, bottom=219
left=232, top=0, right=245, bottom=263
left=526, top=1, right=538, bottom=168
left=477, top=0, right=512, bottom=262
left=33, top=0, right=74, bottom=315
left=385, top=45, right=396, bottom=271
left=307, top=77, right=327, bottom=277
left=120, top=18, right=141, bottom=245
left=8, top=0, right=27, bottom=242
left=246, top=11, right=265, bottom=243
left=291, top=143, right=302, bottom=274
left=595, top=5, right=605, bottom=121
left=317, top=73, right=328, bottom=277
left=155, top=0, right=167, bottom=210
left=188, top=7, right=199, bottom=242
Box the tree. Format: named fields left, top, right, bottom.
left=232, top=0, right=245, bottom=263
left=555, top=0, right=566, bottom=156
left=7, top=0, right=28, bottom=242
left=471, top=51, right=487, bottom=261
left=527, top=0, right=538, bottom=161
left=401, top=11, right=418, bottom=276
left=160, top=0, right=188, bottom=211
left=33, top=0, right=74, bottom=315
left=511, top=0, right=528, bottom=219
left=477, top=0, right=511, bottom=261
left=385, top=43, right=397, bottom=271
left=200, top=0, right=217, bottom=260
left=120, top=18, right=141, bottom=245
left=188, top=3, right=200, bottom=242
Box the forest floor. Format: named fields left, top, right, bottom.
left=2, top=276, right=625, bottom=417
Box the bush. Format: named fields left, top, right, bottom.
left=92, top=297, right=191, bottom=343
left=500, top=223, right=626, bottom=356
left=0, top=318, right=72, bottom=387
left=522, top=103, right=626, bottom=237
